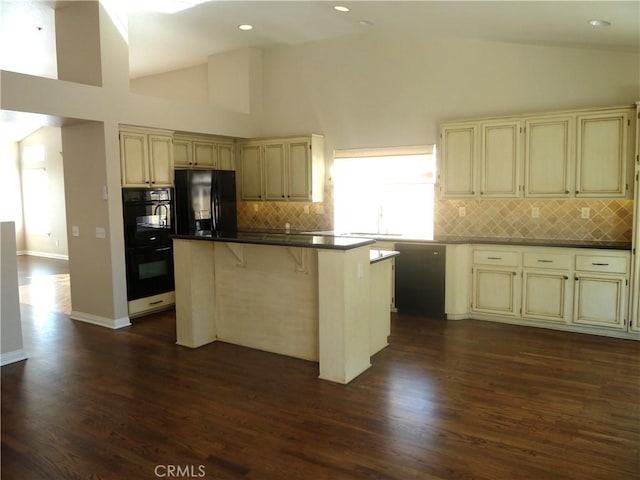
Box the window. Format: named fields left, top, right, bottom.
left=333, top=146, right=436, bottom=238
left=22, top=168, right=52, bottom=236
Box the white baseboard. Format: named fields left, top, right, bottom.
left=1, top=348, right=28, bottom=366
left=22, top=250, right=69, bottom=261
left=16, top=250, right=27, bottom=256
left=70, top=311, right=131, bottom=329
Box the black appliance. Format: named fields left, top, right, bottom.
left=175, top=169, right=237, bottom=236
left=395, top=244, right=446, bottom=317
left=122, top=188, right=175, bottom=301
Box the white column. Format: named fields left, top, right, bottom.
left=318, top=246, right=371, bottom=384
left=174, top=239, right=217, bottom=347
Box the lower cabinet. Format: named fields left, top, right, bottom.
left=472, top=266, right=520, bottom=317
left=522, top=270, right=571, bottom=323
left=572, top=253, right=628, bottom=330
left=468, top=245, right=633, bottom=338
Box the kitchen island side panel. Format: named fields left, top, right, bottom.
left=213, top=243, right=319, bottom=361
left=174, top=239, right=217, bottom=348
left=318, top=247, right=372, bottom=384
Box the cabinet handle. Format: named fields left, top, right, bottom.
left=149, top=300, right=164, bottom=305
left=563, top=275, right=569, bottom=280
left=537, top=259, right=553, bottom=263
left=488, top=256, right=502, bottom=260
left=592, top=262, right=609, bottom=266
left=565, top=190, right=570, bottom=194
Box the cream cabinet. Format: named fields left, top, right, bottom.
left=119, top=128, right=173, bottom=187
left=439, top=124, right=477, bottom=198
left=521, top=252, right=572, bottom=323
left=238, top=135, right=324, bottom=202
left=193, top=140, right=216, bottom=167
left=524, top=115, right=573, bottom=197
left=465, top=245, right=632, bottom=338
left=471, top=249, right=521, bottom=317
left=238, top=143, right=263, bottom=200
left=576, top=109, right=630, bottom=198
left=573, top=253, right=629, bottom=330
left=480, top=120, right=521, bottom=198
left=439, top=105, right=635, bottom=199
left=630, top=102, right=640, bottom=333
left=173, top=135, right=235, bottom=170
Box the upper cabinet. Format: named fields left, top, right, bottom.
left=173, top=134, right=235, bottom=171
left=439, top=105, right=635, bottom=199
left=238, top=135, right=325, bottom=202
left=440, top=124, right=477, bottom=197
left=480, top=120, right=521, bottom=198
left=120, top=128, right=174, bottom=188
left=576, top=109, right=630, bottom=198
left=524, top=115, right=573, bottom=197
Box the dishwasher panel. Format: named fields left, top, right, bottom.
left=394, top=244, right=446, bottom=317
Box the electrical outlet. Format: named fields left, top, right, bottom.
left=581, top=207, right=590, bottom=219
left=253, top=204, right=259, bottom=212
left=72, top=226, right=80, bottom=237
left=531, top=207, right=539, bottom=218
left=459, top=206, right=466, bottom=217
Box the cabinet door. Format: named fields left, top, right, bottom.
left=472, top=266, right=519, bottom=316
left=288, top=139, right=312, bottom=201
left=576, top=111, right=629, bottom=197
left=120, top=131, right=149, bottom=187
left=148, top=135, right=174, bottom=186
left=217, top=143, right=235, bottom=170
left=193, top=141, right=217, bottom=168
left=522, top=270, right=571, bottom=323
left=239, top=144, right=263, bottom=200
left=573, top=274, right=626, bottom=329
left=173, top=139, right=193, bottom=168
left=440, top=124, right=477, bottom=197
left=524, top=116, right=572, bottom=197
left=480, top=121, right=521, bottom=197
left=264, top=142, right=287, bottom=200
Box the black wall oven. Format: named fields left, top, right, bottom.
left=122, top=188, right=175, bottom=301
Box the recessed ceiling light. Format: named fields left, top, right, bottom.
left=238, top=24, right=254, bottom=31
left=334, top=6, right=350, bottom=13
left=588, top=19, right=611, bottom=27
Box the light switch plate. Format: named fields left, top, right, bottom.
left=72, top=226, right=80, bottom=237
left=95, top=227, right=106, bottom=239
left=459, top=206, right=466, bottom=217
left=531, top=207, right=539, bottom=218
left=581, top=207, right=590, bottom=219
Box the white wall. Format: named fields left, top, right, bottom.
left=19, top=127, right=68, bottom=259
left=0, top=142, right=24, bottom=252
left=258, top=33, right=640, bottom=160
left=130, top=64, right=209, bottom=105
left=0, top=221, right=27, bottom=366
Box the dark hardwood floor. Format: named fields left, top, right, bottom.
left=2, top=257, right=639, bottom=479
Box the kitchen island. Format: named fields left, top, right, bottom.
left=172, top=232, right=398, bottom=384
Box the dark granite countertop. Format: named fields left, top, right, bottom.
left=308, top=231, right=632, bottom=250
left=172, top=230, right=375, bottom=250
left=369, top=249, right=400, bottom=264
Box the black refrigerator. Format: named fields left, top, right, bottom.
left=174, top=169, right=237, bottom=236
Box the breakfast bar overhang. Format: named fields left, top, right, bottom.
left=172, top=232, right=398, bottom=384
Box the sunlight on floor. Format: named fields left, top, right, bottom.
left=19, top=273, right=71, bottom=316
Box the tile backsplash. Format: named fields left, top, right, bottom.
left=435, top=199, right=633, bottom=242
left=238, top=184, right=633, bottom=242
left=237, top=189, right=334, bottom=232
